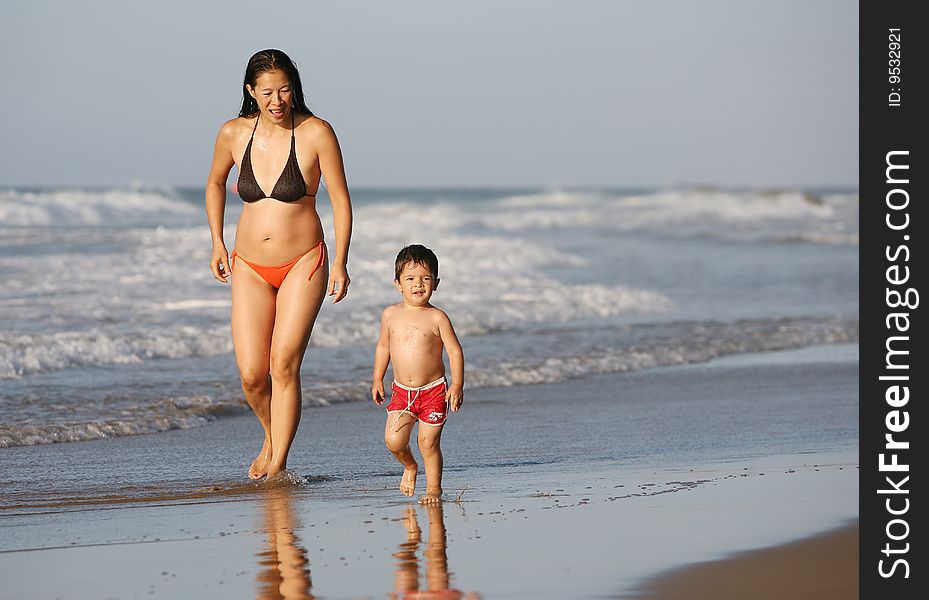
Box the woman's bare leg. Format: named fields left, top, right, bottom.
left=266, top=247, right=327, bottom=477
left=231, top=262, right=277, bottom=479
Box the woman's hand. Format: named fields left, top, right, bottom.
left=328, top=262, right=350, bottom=303
left=211, top=244, right=230, bottom=283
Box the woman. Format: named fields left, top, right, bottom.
left=205, top=49, right=352, bottom=480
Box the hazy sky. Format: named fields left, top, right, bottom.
left=1, top=1, right=858, bottom=189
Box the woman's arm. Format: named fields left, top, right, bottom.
left=316, top=119, right=353, bottom=303
left=205, top=122, right=236, bottom=283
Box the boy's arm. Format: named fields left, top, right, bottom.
left=438, top=312, right=464, bottom=412
left=372, top=309, right=391, bottom=404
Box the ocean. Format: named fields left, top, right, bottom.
left=0, top=185, right=861, bottom=597
left=0, top=185, right=858, bottom=449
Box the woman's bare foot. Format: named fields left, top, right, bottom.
left=264, top=469, right=288, bottom=484
left=400, top=465, right=418, bottom=497
left=265, top=462, right=285, bottom=479
left=248, top=440, right=272, bottom=480
left=419, top=487, right=442, bottom=505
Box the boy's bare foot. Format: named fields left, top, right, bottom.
left=400, top=507, right=421, bottom=533
left=248, top=441, right=272, bottom=480
left=419, top=488, right=442, bottom=505
left=400, top=466, right=418, bottom=497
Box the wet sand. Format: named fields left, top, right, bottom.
left=0, top=455, right=858, bottom=599
left=633, top=521, right=858, bottom=599
left=0, top=345, right=859, bottom=598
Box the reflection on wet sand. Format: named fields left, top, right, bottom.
left=391, top=504, right=480, bottom=600
left=256, top=488, right=314, bottom=600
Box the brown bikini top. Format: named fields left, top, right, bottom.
left=237, top=112, right=307, bottom=203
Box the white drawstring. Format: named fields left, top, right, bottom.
left=391, top=378, right=446, bottom=432
left=393, top=388, right=421, bottom=432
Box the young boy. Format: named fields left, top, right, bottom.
left=372, top=244, right=464, bottom=504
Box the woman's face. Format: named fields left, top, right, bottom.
left=247, top=69, right=293, bottom=122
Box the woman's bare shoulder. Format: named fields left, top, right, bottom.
left=218, top=115, right=255, bottom=138
left=297, top=114, right=338, bottom=139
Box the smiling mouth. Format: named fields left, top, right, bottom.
left=269, top=107, right=286, bottom=117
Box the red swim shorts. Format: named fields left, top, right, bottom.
left=387, top=377, right=449, bottom=426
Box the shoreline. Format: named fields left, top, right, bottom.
left=632, top=521, right=858, bottom=599
left=0, top=451, right=858, bottom=599
left=0, top=344, right=858, bottom=598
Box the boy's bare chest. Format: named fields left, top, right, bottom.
left=389, top=320, right=439, bottom=348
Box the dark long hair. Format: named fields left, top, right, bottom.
left=238, top=49, right=313, bottom=117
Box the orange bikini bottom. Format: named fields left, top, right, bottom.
left=230, top=240, right=325, bottom=289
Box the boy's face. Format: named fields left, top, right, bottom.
left=395, top=262, right=439, bottom=307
